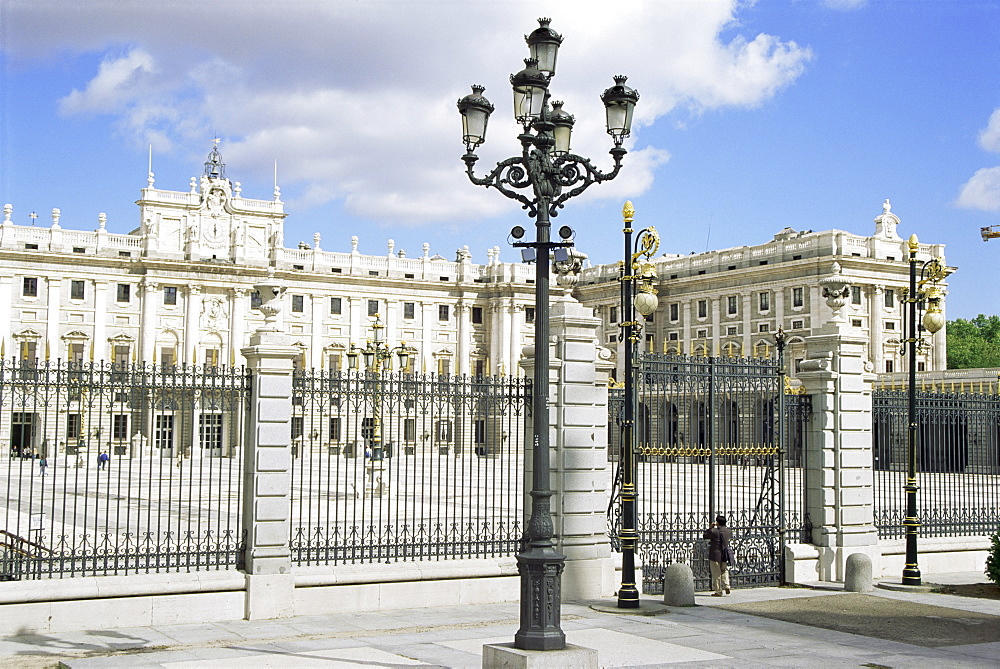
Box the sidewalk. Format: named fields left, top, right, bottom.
left=0, top=572, right=996, bottom=667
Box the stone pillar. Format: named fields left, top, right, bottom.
left=520, top=301, right=615, bottom=600
left=0, top=276, right=11, bottom=355
left=45, top=278, right=61, bottom=361
left=240, top=276, right=297, bottom=620
left=139, top=279, right=158, bottom=364
left=795, top=324, right=880, bottom=582
left=93, top=282, right=108, bottom=361
left=230, top=287, right=247, bottom=366
left=184, top=285, right=201, bottom=365
left=457, top=301, right=471, bottom=376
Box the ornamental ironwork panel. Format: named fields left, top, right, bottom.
left=873, top=388, right=1000, bottom=539
left=608, top=353, right=809, bottom=594
left=289, top=371, right=529, bottom=564
left=0, top=359, right=249, bottom=579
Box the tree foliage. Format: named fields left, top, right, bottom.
left=946, top=315, right=1000, bottom=369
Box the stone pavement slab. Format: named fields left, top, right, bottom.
left=2, top=573, right=997, bottom=668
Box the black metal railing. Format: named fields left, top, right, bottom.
left=289, top=370, right=529, bottom=564
left=873, top=387, right=1000, bottom=539
left=0, top=359, right=249, bottom=579
left=607, top=353, right=808, bottom=593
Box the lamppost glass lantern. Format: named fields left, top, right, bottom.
left=510, top=58, right=550, bottom=126
left=525, top=17, right=562, bottom=75
left=549, top=101, right=575, bottom=155
left=601, top=75, right=639, bottom=147
left=458, top=85, right=494, bottom=153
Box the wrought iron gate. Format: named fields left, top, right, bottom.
left=608, top=353, right=809, bottom=593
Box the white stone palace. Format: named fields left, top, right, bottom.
left=0, top=147, right=949, bottom=379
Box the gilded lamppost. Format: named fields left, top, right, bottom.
left=616, top=201, right=658, bottom=609
left=897, top=234, right=947, bottom=585
left=347, top=316, right=409, bottom=460
left=457, top=18, right=638, bottom=650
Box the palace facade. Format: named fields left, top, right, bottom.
left=0, top=147, right=949, bottom=382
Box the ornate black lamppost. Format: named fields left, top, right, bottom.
left=616, top=201, right=658, bottom=609
left=457, top=18, right=638, bottom=650
left=898, top=234, right=946, bottom=585
left=347, top=316, right=409, bottom=460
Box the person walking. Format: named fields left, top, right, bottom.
left=704, top=514, right=734, bottom=597
left=98, top=451, right=109, bottom=470
left=38, top=456, right=47, bottom=476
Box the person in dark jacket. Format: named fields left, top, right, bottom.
left=703, top=514, right=733, bottom=596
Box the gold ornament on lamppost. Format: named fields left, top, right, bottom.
left=615, top=201, right=659, bottom=609
left=898, top=233, right=948, bottom=586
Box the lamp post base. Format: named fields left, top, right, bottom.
left=617, top=585, right=640, bottom=609
left=514, top=548, right=566, bottom=651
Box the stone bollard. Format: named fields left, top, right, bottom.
left=662, top=562, right=696, bottom=606
left=844, top=553, right=873, bottom=592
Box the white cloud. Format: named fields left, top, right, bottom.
left=956, top=166, right=1000, bottom=212
left=22, top=1, right=813, bottom=225
left=59, top=49, right=157, bottom=114
left=979, top=109, right=1000, bottom=153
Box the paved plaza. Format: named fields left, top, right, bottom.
left=1, top=572, right=996, bottom=667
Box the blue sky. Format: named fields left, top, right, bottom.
left=1, top=0, right=998, bottom=320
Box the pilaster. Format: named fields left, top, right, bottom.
left=240, top=293, right=297, bottom=620
left=795, top=325, right=879, bottom=582
left=520, top=301, right=615, bottom=600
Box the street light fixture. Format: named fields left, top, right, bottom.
left=457, top=17, right=638, bottom=651
left=897, top=233, right=947, bottom=586
left=347, top=316, right=410, bottom=460
left=617, top=201, right=659, bottom=609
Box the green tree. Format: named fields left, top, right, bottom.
left=946, top=315, right=1000, bottom=369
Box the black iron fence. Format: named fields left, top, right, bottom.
left=1, top=359, right=530, bottom=580
left=0, top=359, right=249, bottom=579
left=289, top=371, right=528, bottom=564
left=608, top=353, right=810, bottom=593
left=873, top=387, right=1000, bottom=539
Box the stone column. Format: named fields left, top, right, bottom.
left=240, top=276, right=297, bottom=620
left=230, top=287, right=247, bottom=366
left=457, top=302, right=471, bottom=376
left=310, top=293, right=324, bottom=369
left=45, top=278, right=61, bottom=361
left=794, top=321, right=879, bottom=582
left=0, top=276, right=11, bottom=356
left=139, top=279, right=159, bottom=364
left=868, top=286, right=883, bottom=372
left=520, top=301, right=615, bottom=599
left=184, top=285, right=202, bottom=365
left=93, top=282, right=108, bottom=361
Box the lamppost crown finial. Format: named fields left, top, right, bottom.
left=908, top=234, right=919, bottom=253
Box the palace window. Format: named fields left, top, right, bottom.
left=70, top=280, right=86, bottom=301
left=758, top=292, right=770, bottom=312
left=403, top=302, right=415, bottom=319
left=330, top=297, right=342, bottom=315
left=22, top=277, right=38, bottom=298
left=792, top=287, right=803, bottom=308
left=164, top=286, right=177, bottom=305
left=851, top=286, right=862, bottom=305
left=884, top=289, right=895, bottom=308
left=291, top=295, right=304, bottom=313
left=472, top=306, right=483, bottom=324
left=697, top=300, right=707, bottom=319
left=367, top=299, right=379, bottom=316
left=439, top=305, right=449, bottom=321
left=727, top=296, right=738, bottom=315
left=116, top=283, right=131, bottom=303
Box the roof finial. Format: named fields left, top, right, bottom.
left=204, top=140, right=226, bottom=180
